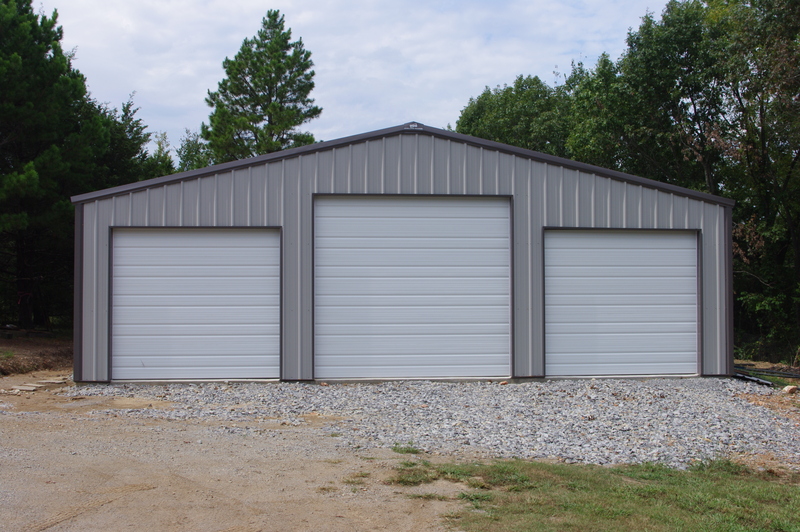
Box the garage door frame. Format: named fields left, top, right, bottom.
left=108, top=226, right=283, bottom=381
left=312, top=194, right=513, bottom=379
left=542, top=228, right=702, bottom=377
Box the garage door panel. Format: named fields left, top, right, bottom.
left=114, top=277, right=276, bottom=296
left=315, top=197, right=511, bottom=379
left=316, top=324, right=508, bottom=338
left=315, top=305, right=508, bottom=324
left=547, top=321, right=696, bottom=335
left=551, top=265, right=697, bottom=278
left=114, top=248, right=279, bottom=266
left=316, top=249, right=509, bottom=267
left=545, top=230, right=698, bottom=376
left=115, top=323, right=277, bottom=336
left=318, top=334, right=508, bottom=354
left=114, top=306, right=279, bottom=325
left=114, top=341, right=277, bottom=358
left=549, top=294, right=696, bottom=306
left=114, top=365, right=280, bottom=381
left=547, top=305, right=697, bottom=323
left=545, top=231, right=696, bottom=249
left=117, top=294, right=277, bottom=307
left=112, top=229, right=280, bottom=380
left=546, top=249, right=695, bottom=267
left=316, top=353, right=509, bottom=367
left=545, top=278, right=696, bottom=295
left=114, top=352, right=278, bottom=366
left=547, top=332, right=697, bottom=352
left=318, top=278, right=508, bottom=296
left=320, top=237, right=507, bottom=250
left=114, top=265, right=274, bottom=278
left=315, top=265, right=509, bottom=278
left=315, top=219, right=509, bottom=238
left=316, top=294, right=510, bottom=307
left=546, top=361, right=697, bottom=377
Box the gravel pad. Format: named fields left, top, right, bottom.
left=58, top=378, right=798, bottom=468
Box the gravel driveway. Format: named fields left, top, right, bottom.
left=61, top=377, right=800, bottom=469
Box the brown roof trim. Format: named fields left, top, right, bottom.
left=71, top=122, right=735, bottom=207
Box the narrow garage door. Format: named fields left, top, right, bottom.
left=315, top=197, right=511, bottom=379
left=112, top=228, right=280, bottom=380
left=545, top=230, right=698, bottom=377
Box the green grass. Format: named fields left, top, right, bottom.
left=390, top=459, right=800, bottom=531
left=1, top=351, right=14, bottom=359
left=391, top=441, right=422, bottom=454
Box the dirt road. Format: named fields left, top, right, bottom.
left=0, top=371, right=465, bottom=532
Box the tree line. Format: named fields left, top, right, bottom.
left=456, top=0, right=800, bottom=363
left=1, top=1, right=320, bottom=328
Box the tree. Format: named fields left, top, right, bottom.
left=0, top=0, right=157, bottom=327
left=618, top=0, right=729, bottom=194
left=717, top=0, right=800, bottom=357
left=176, top=128, right=211, bottom=172
left=201, top=9, right=322, bottom=164
left=455, top=73, right=581, bottom=158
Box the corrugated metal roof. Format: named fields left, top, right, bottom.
left=71, top=122, right=735, bottom=207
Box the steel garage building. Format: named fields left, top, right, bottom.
left=72, top=122, right=734, bottom=382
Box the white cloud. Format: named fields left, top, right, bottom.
left=38, top=0, right=664, bottom=152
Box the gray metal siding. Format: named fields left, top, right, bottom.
left=75, top=128, right=732, bottom=381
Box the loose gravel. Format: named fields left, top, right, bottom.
left=58, top=378, right=799, bottom=468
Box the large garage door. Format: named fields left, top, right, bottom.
left=112, top=228, right=280, bottom=380
left=545, top=230, right=698, bottom=376
left=315, top=197, right=511, bottom=379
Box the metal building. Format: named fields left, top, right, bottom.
left=72, top=122, right=734, bottom=382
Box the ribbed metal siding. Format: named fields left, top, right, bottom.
left=76, top=131, right=731, bottom=381
left=314, top=196, right=511, bottom=378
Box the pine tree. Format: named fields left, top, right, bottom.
left=201, top=10, right=322, bottom=163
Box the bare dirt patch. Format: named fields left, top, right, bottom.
left=0, top=335, right=72, bottom=376
left=0, top=370, right=466, bottom=531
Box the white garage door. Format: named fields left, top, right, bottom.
left=315, top=196, right=511, bottom=379
left=545, top=230, right=698, bottom=376
left=112, top=228, right=280, bottom=380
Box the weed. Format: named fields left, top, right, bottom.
left=328, top=432, right=342, bottom=437
left=392, top=441, right=421, bottom=454
left=2, top=352, right=13, bottom=359
left=407, top=493, right=449, bottom=501
left=316, top=485, right=338, bottom=493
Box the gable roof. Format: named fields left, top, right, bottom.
left=71, top=121, right=735, bottom=207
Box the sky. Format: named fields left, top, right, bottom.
left=38, top=0, right=666, bottom=154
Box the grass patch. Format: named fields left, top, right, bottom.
left=343, top=471, right=370, bottom=485
left=407, top=493, right=449, bottom=501
left=392, top=441, right=422, bottom=454
left=392, top=458, right=800, bottom=531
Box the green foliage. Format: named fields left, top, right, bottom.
left=455, top=0, right=800, bottom=361
left=456, top=72, right=582, bottom=158
left=391, top=441, right=422, bottom=454
left=201, top=9, right=322, bottom=164
left=0, top=0, right=160, bottom=327
left=176, top=128, right=212, bottom=172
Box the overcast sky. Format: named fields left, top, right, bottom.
left=38, top=0, right=665, bottom=154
